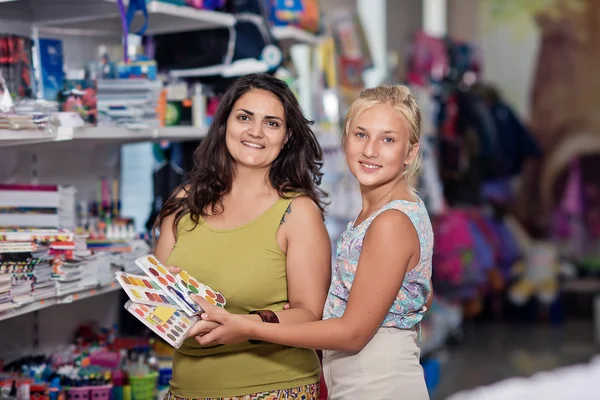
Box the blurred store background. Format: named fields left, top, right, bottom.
left=0, top=0, right=599, bottom=398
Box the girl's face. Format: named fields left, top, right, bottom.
left=345, top=103, right=419, bottom=188
left=225, top=89, right=288, bottom=170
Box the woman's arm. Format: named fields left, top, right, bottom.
left=153, top=188, right=187, bottom=263
left=270, top=196, right=332, bottom=323
left=197, top=209, right=420, bottom=352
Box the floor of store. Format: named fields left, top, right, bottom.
left=434, top=319, right=598, bottom=399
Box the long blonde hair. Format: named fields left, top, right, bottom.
left=342, top=85, right=422, bottom=197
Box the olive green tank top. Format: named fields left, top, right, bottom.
left=166, top=196, right=320, bottom=399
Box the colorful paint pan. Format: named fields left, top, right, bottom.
left=157, top=264, right=168, bottom=274
left=116, top=272, right=182, bottom=310
left=158, top=276, right=169, bottom=286
left=124, top=300, right=193, bottom=349
left=135, top=255, right=202, bottom=316
left=175, top=271, right=227, bottom=312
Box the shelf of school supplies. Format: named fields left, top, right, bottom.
left=32, top=0, right=236, bottom=37
left=271, top=26, right=322, bottom=47
left=0, top=126, right=207, bottom=148
left=71, top=126, right=208, bottom=144
left=0, top=281, right=120, bottom=322
left=0, top=129, right=63, bottom=147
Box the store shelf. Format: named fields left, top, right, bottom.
left=271, top=26, right=322, bottom=47
left=0, top=129, right=67, bottom=147
left=72, top=126, right=208, bottom=144
left=0, top=126, right=207, bottom=148
left=170, top=59, right=270, bottom=79
left=34, top=0, right=236, bottom=36
left=0, top=281, right=119, bottom=322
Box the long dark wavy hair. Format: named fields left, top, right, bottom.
left=155, top=73, right=327, bottom=236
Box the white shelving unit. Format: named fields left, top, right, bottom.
left=0, top=0, right=327, bottom=361
left=0, top=281, right=119, bottom=322
left=272, top=26, right=322, bottom=47
left=0, top=129, right=64, bottom=148
left=0, top=126, right=207, bottom=148
left=12, top=0, right=235, bottom=37
left=72, top=126, right=207, bottom=144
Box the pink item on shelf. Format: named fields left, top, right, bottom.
left=185, top=0, right=224, bottom=9
left=433, top=210, right=475, bottom=284
left=185, top=0, right=203, bottom=8
left=407, top=31, right=449, bottom=86
left=89, top=351, right=121, bottom=369
left=561, top=158, right=583, bottom=215
left=67, top=387, right=90, bottom=400
left=90, top=385, right=112, bottom=400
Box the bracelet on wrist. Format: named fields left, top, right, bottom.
left=248, top=310, right=279, bottom=344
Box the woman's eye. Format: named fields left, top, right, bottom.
left=267, top=120, right=280, bottom=128
left=238, top=115, right=250, bottom=121
left=383, top=137, right=395, bottom=143
left=355, top=132, right=367, bottom=139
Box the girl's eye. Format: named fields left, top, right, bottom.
left=355, top=132, right=367, bottom=139
left=383, top=137, right=395, bottom=143
left=238, top=115, right=250, bottom=121
left=267, top=120, right=280, bottom=128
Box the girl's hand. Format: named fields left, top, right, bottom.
left=191, top=296, right=254, bottom=346
left=185, top=319, right=220, bottom=344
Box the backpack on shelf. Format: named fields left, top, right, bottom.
left=153, top=4, right=283, bottom=81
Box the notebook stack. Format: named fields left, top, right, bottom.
left=0, top=229, right=74, bottom=311
left=96, top=79, right=162, bottom=129
left=32, top=249, right=56, bottom=301
left=0, top=184, right=61, bottom=229
left=0, top=241, right=38, bottom=309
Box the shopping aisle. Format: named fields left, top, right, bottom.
left=434, top=320, right=598, bottom=399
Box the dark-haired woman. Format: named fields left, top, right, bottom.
left=154, top=74, right=331, bottom=400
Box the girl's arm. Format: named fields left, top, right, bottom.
left=197, top=209, right=419, bottom=352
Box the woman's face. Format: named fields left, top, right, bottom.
left=225, top=89, right=288, bottom=170
left=345, top=103, right=418, bottom=188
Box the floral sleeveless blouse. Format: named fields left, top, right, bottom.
left=323, top=199, right=433, bottom=330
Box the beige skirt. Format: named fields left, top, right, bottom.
left=323, top=328, right=429, bottom=400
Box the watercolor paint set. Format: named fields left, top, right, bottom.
left=124, top=301, right=195, bottom=348
left=116, top=254, right=226, bottom=348
left=116, top=272, right=180, bottom=308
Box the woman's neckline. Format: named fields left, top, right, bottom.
left=351, top=198, right=420, bottom=230
left=199, top=198, right=283, bottom=233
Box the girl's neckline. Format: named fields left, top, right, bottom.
left=351, top=198, right=420, bottom=230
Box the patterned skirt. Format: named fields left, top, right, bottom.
left=164, top=383, right=319, bottom=400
